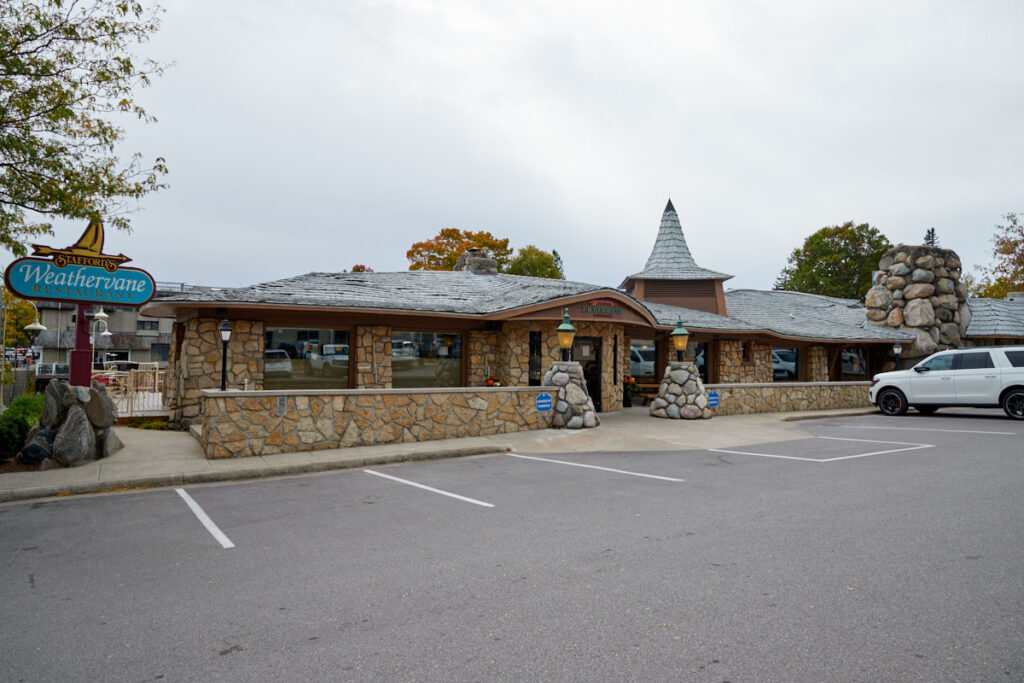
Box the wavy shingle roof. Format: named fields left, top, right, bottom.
left=620, top=200, right=733, bottom=285
left=965, top=298, right=1024, bottom=337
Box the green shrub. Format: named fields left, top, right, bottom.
left=4, top=393, right=46, bottom=427
left=0, top=414, right=30, bottom=461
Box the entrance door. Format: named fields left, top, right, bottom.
left=572, top=336, right=602, bottom=412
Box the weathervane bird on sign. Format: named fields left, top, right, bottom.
left=31, top=218, right=131, bottom=272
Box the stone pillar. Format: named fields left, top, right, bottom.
left=355, top=325, right=391, bottom=389
left=650, top=361, right=713, bottom=419
left=543, top=361, right=599, bottom=429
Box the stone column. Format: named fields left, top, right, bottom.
left=542, top=361, right=599, bottom=429
left=650, top=361, right=713, bottom=419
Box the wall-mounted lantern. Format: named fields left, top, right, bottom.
left=556, top=308, right=576, bottom=362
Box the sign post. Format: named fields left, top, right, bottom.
left=3, top=219, right=155, bottom=387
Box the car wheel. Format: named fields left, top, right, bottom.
left=878, top=388, right=908, bottom=416
left=916, top=406, right=938, bottom=415
left=1002, top=388, right=1024, bottom=420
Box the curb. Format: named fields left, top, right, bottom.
left=0, top=444, right=507, bottom=504
left=780, top=409, right=877, bottom=422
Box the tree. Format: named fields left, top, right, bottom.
left=774, top=222, right=892, bottom=299
left=407, top=228, right=512, bottom=271
left=0, top=0, right=167, bottom=256
left=923, top=228, right=938, bottom=246
left=505, top=245, right=565, bottom=279
left=348, top=264, right=372, bottom=272
left=1, top=288, right=35, bottom=348
left=974, top=212, right=1024, bottom=299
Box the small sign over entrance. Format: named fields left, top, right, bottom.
left=535, top=392, right=553, bottom=412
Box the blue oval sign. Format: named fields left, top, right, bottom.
left=707, top=390, right=720, bottom=408
left=4, top=258, right=155, bottom=307
left=535, top=392, right=553, bottom=412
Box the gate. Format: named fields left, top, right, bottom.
left=92, top=365, right=167, bottom=417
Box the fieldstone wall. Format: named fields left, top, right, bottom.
left=355, top=325, right=391, bottom=388
left=543, top=361, right=599, bottom=428
left=718, top=341, right=772, bottom=383
left=468, top=331, right=500, bottom=386
left=165, top=318, right=263, bottom=427
left=199, top=387, right=554, bottom=458
left=706, top=382, right=872, bottom=415
left=866, top=245, right=969, bottom=359
left=501, top=321, right=625, bottom=411
left=806, top=346, right=829, bottom=382
left=649, top=362, right=712, bottom=419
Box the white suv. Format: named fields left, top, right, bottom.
left=869, top=346, right=1024, bottom=419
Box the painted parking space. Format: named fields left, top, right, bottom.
left=709, top=435, right=934, bottom=462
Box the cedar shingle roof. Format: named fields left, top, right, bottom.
left=620, top=200, right=733, bottom=285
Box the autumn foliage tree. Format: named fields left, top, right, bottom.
left=506, top=245, right=565, bottom=279
left=974, top=212, right=1024, bottom=299
left=2, top=288, right=36, bottom=348
left=407, top=229, right=513, bottom=271
left=774, top=222, right=892, bottom=300
left=0, top=0, right=168, bottom=256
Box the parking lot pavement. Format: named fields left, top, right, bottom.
left=2, top=411, right=1022, bottom=681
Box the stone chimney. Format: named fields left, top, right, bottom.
left=1007, top=292, right=1024, bottom=302
left=865, top=245, right=970, bottom=359
left=453, top=247, right=498, bottom=275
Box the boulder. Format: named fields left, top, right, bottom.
left=17, top=428, right=58, bottom=466
left=885, top=276, right=907, bottom=290
left=889, top=263, right=910, bottom=276
left=903, top=283, right=935, bottom=300
left=935, top=307, right=954, bottom=323
left=565, top=383, right=588, bottom=404
left=886, top=307, right=904, bottom=327
left=907, top=327, right=938, bottom=357
left=911, top=268, right=935, bottom=283
left=904, top=299, right=936, bottom=327
left=84, top=386, right=117, bottom=429
left=51, top=405, right=97, bottom=468
left=934, top=278, right=955, bottom=295
left=680, top=405, right=702, bottom=419
left=40, top=381, right=73, bottom=429
left=940, top=322, right=961, bottom=345
left=583, top=411, right=598, bottom=428
left=915, top=254, right=935, bottom=269
left=96, top=428, right=125, bottom=459
left=866, top=309, right=888, bottom=322
left=566, top=416, right=584, bottom=429
left=666, top=404, right=680, bottom=419
left=865, top=286, right=892, bottom=309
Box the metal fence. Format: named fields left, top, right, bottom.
left=92, top=367, right=168, bottom=417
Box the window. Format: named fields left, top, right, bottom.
left=392, top=332, right=461, bottom=388
left=741, top=342, right=753, bottom=363
left=687, top=341, right=709, bottom=383
left=956, top=352, right=994, bottom=370
left=630, top=339, right=656, bottom=380
left=1006, top=350, right=1024, bottom=368
left=840, top=347, right=867, bottom=380
left=772, top=348, right=800, bottom=381
left=528, top=331, right=542, bottom=386
left=136, top=320, right=160, bottom=331
left=150, top=343, right=170, bottom=363
left=264, top=328, right=350, bottom=389
left=919, top=354, right=953, bottom=371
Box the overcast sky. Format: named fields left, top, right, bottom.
left=30, top=0, right=1024, bottom=293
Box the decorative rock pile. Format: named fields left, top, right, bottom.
left=542, top=361, right=599, bottom=429
left=17, top=380, right=124, bottom=468
left=650, top=362, right=713, bottom=419
left=865, top=245, right=970, bottom=359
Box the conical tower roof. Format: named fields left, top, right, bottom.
left=620, top=200, right=732, bottom=287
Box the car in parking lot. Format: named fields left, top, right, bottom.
left=308, top=343, right=349, bottom=377
left=264, top=349, right=293, bottom=378
left=869, top=345, right=1024, bottom=419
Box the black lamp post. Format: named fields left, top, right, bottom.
left=892, top=342, right=903, bottom=369
left=556, top=308, right=576, bottom=362
left=219, top=319, right=232, bottom=391
left=670, top=317, right=690, bottom=362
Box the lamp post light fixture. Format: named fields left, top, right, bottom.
left=892, top=342, right=903, bottom=369
left=23, top=301, right=46, bottom=333
left=556, top=308, right=576, bottom=362
left=670, top=317, right=690, bottom=363
left=219, top=319, right=232, bottom=391
left=90, top=313, right=112, bottom=371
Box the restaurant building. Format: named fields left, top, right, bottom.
left=142, top=201, right=915, bottom=433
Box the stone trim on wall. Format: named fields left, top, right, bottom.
left=705, top=381, right=872, bottom=415
left=355, top=325, right=391, bottom=388
left=200, top=387, right=555, bottom=458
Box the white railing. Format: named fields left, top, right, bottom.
left=92, top=369, right=167, bottom=416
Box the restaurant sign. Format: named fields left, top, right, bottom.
left=3, top=220, right=155, bottom=307
left=581, top=298, right=623, bottom=316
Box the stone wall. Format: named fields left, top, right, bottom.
left=865, top=245, right=969, bottom=359
left=200, top=387, right=554, bottom=458
left=354, top=325, right=391, bottom=388
left=468, top=331, right=500, bottom=386
left=717, top=341, right=772, bottom=383
left=501, top=321, right=625, bottom=410
left=706, top=382, right=872, bottom=415
left=806, top=346, right=829, bottom=382
left=165, top=318, right=263, bottom=426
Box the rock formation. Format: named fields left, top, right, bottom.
left=649, top=362, right=713, bottom=419
left=542, top=361, right=599, bottom=429
left=17, top=380, right=124, bottom=468
left=865, top=245, right=970, bottom=360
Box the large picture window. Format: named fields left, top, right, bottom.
left=630, top=339, right=656, bottom=381
left=392, top=332, right=462, bottom=388
left=840, top=347, right=867, bottom=380
left=265, top=328, right=350, bottom=389
left=772, top=348, right=800, bottom=381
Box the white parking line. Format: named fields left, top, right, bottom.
left=175, top=488, right=235, bottom=549
left=838, top=424, right=1017, bottom=436
left=506, top=453, right=684, bottom=482
left=363, top=469, right=494, bottom=508
left=710, top=436, right=934, bottom=463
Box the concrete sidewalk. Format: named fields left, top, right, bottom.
left=0, top=406, right=875, bottom=503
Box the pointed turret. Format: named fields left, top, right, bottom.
left=620, top=200, right=732, bottom=315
